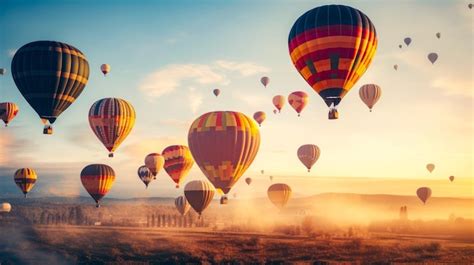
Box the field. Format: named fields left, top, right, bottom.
left=1, top=225, right=474, bottom=264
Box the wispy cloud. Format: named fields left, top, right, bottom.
left=215, top=60, right=270, bottom=76
left=7, top=49, right=16, bottom=58
left=431, top=76, right=473, bottom=97
left=188, top=87, right=203, bottom=114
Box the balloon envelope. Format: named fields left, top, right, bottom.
left=426, top=163, right=435, bottom=173
left=404, top=37, right=412, bottom=46
left=0, top=68, right=5, bottom=75
left=416, top=187, right=432, bottom=204
left=359, top=84, right=382, bottom=111
left=175, top=196, right=191, bottom=216
left=184, top=180, right=215, bottom=216
left=288, top=91, right=308, bottom=116
left=428, top=53, right=438, bottom=64
left=297, top=144, right=320, bottom=172
left=145, top=153, right=165, bottom=178
left=137, top=165, right=153, bottom=188
left=0, top=203, right=11, bottom=213
left=245, top=177, right=252, bottom=185
left=162, top=145, right=194, bottom=188
left=268, top=183, right=292, bottom=209
left=394, top=65, right=398, bottom=71
left=260, top=76, right=270, bottom=87
left=80, top=164, right=115, bottom=207
left=272, top=95, right=285, bottom=113
left=449, top=175, right=454, bottom=182
left=213, top=89, right=220, bottom=97
left=0, top=102, right=19, bottom=126
left=253, top=111, right=266, bottom=127
left=14, top=168, right=37, bottom=197
left=100, top=64, right=111, bottom=76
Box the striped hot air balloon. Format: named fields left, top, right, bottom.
left=359, top=84, right=382, bottom=112
left=184, top=180, right=215, bottom=216
left=14, top=168, right=37, bottom=198
left=188, top=111, right=260, bottom=203
left=272, top=95, right=285, bottom=113
left=288, top=91, right=308, bottom=117
left=0, top=102, right=19, bottom=127
left=162, top=145, right=194, bottom=188
left=11, top=41, right=90, bottom=134
left=80, top=164, right=115, bottom=207
left=175, top=195, right=191, bottom=216
left=137, top=165, right=153, bottom=188
left=288, top=5, right=377, bottom=119
left=297, top=144, right=320, bottom=172
left=253, top=111, right=266, bottom=127
left=268, top=183, right=292, bottom=209
left=89, top=98, right=136, bottom=157
left=145, top=153, right=165, bottom=179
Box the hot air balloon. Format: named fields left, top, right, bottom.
left=162, top=145, right=194, bottom=188
left=404, top=37, right=412, bottom=46
left=89, top=98, right=136, bottom=157
left=188, top=111, right=260, bottom=203
left=398, top=44, right=402, bottom=49
left=213, top=89, right=220, bottom=97
left=272, top=95, right=285, bottom=113
left=100, top=64, right=110, bottom=76
left=184, top=180, right=215, bottom=216
left=288, top=91, right=308, bottom=117
left=426, top=163, right=435, bottom=173
left=359, top=84, right=382, bottom=112
left=449, top=175, right=454, bottom=182
left=288, top=5, right=378, bottom=120
left=297, top=144, right=320, bottom=172
left=80, top=164, right=115, bottom=207
left=175, top=196, right=191, bottom=216
left=268, top=183, right=292, bottom=209
left=269, top=175, right=273, bottom=181
left=145, top=153, right=165, bottom=180
left=11, top=41, right=90, bottom=134
left=394, top=65, right=398, bottom=71
left=0, top=203, right=11, bottom=213
left=260, top=76, right=270, bottom=87
left=14, top=168, right=37, bottom=198
left=137, top=165, right=153, bottom=188
left=245, top=177, right=252, bottom=185
left=436, top=32, right=441, bottom=39
left=0, top=68, right=5, bottom=75
left=253, top=111, right=266, bottom=127
left=469, top=3, right=473, bottom=9
left=416, top=187, right=432, bottom=204
left=261, top=170, right=264, bottom=174
left=0, top=102, right=19, bottom=127
left=427, top=53, right=438, bottom=64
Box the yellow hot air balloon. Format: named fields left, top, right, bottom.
left=80, top=164, right=115, bottom=207
left=268, top=183, right=292, bottom=209
left=359, top=84, right=382, bottom=112
left=145, top=153, right=165, bottom=179
left=253, top=111, right=266, bottom=127
left=184, top=180, right=215, bottom=216
left=89, top=98, right=136, bottom=157
left=188, top=111, right=260, bottom=203
left=14, top=168, right=37, bottom=198
left=175, top=196, right=191, bottom=216
left=162, top=145, right=194, bottom=188
left=288, top=91, right=308, bottom=117
left=0, top=102, right=19, bottom=127
left=297, top=144, right=320, bottom=172
left=0, top=202, right=11, bottom=213
left=100, top=64, right=111, bottom=76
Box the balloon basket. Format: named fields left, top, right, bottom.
left=108, top=153, right=114, bottom=158
left=43, top=126, right=53, bottom=134
left=328, top=109, right=339, bottom=120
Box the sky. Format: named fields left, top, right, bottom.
left=0, top=0, right=472, bottom=199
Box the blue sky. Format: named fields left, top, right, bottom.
left=0, top=0, right=472, bottom=199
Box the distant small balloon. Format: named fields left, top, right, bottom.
left=245, top=177, right=252, bottom=185
left=449, top=175, right=454, bottom=182
left=100, top=64, right=110, bottom=76
left=0, top=202, right=11, bottom=213
left=261, top=170, right=264, bottom=174
left=398, top=44, right=402, bottom=49
left=427, top=53, right=438, bottom=64
left=426, top=163, right=435, bottom=173
left=0, top=102, right=19, bottom=127
left=0, top=68, right=6, bottom=75
left=213, top=89, right=220, bottom=97
left=469, top=3, right=472, bottom=9
left=416, top=187, right=432, bottom=204
left=267, top=183, right=292, bottom=209
left=260, top=76, right=270, bottom=87
left=253, top=111, right=266, bottom=127
left=272, top=95, right=285, bottom=113
left=394, top=65, right=398, bottom=71
left=436, top=32, right=441, bottom=39
left=404, top=37, right=412, bottom=46
left=359, top=84, right=382, bottom=112
left=288, top=91, right=308, bottom=117
left=269, top=175, right=273, bottom=181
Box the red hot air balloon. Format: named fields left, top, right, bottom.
left=288, top=5, right=377, bottom=119
left=416, top=187, right=432, bottom=204
left=253, top=111, right=266, bottom=127
left=213, top=89, right=220, bottom=97
left=288, top=91, right=308, bottom=117
left=272, top=95, right=285, bottom=113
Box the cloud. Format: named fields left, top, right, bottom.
left=139, top=60, right=270, bottom=100
left=7, top=49, right=16, bottom=58
left=431, top=76, right=473, bottom=97
left=0, top=131, right=37, bottom=165
left=120, top=136, right=185, bottom=159
left=188, top=87, right=203, bottom=114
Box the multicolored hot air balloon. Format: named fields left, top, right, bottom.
left=145, top=153, right=165, bottom=179
left=0, top=203, right=11, bottom=213
left=359, top=84, right=382, bottom=112
left=449, top=175, right=454, bottom=182
left=427, top=53, right=438, bottom=64
left=137, top=165, right=153, bottom=188
left=404, top=37, right=412, bottom=46
left=162, top=145, right=194, bottom=188
left=213, top=89, right=220, bottom=97
left=253, top=111, right=266, bottom=127
left=245, top=177, right=252, bottom=185
left=416, top=187, right=432, bottom=204
left=184, top=180, right=215, bottom=216
left=288, top=91, right=308, bottom=117
left=11, top=41, right=90, bottom=134
left=188, top=111, right=260, bottom=203
left=80, top=164, right=115, bottom=207
left=288, top=5, right=377, bottom=120
left=100, top=64, right=110, bottom=76
left=268, top=183, right=292, bottom=209
left=175, top=196, right=191, bottom=216
left=426, top=163, right=435, bottom=173
left=272, top=95, right=285, bottom=113
left=297, top=144, right=320, bottom=172
left=260, top=76, right=270, bottom=87
left=0, top=102, right=19, bottom=127
left=89, top=98, right=136, bottom=157
left=14, top=168, right=37, bottom=198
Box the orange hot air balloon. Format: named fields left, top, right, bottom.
left=426, top=163, right=435, bottom=173
left=145, top=153, right=165, bottom=179
left=14, top=168, right=37, bottom=198
left=297, top=144, right=320, bottom=172
left=100, top=64, right=111, bottom=76
left=162, top=145, right=194, bottom=188
left=268, top=183, right=292, bottom=209
left=359, top=84, right=382, bottom=112
left=80, top=164, right=115, bottom=207
left=253, top=111, right=266, bottom=127
left=245, top=177, right=252, bottom=185
left=188, top=111, right=260, bottom=202
left=184, top=180, right=215, bottom=216
left=89, top=98, right=136, bottom=157
left=137, top=165, right=153, bottom=188
left=272, top=95, right=285, bottom=113
left=288, top=5, right=377, bottom=119
left=449, top=176, right=454, bottom=182
left=0, top=102, right=19, bottom=127
left=260, top=76, right=270, bottom=87
left=175, top=196, right=191, bottom=216
left=416, top=187, right=432, bottom=204
left=288, top=91, right=308, bottom=117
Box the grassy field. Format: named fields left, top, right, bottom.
left=1, top=225, right=473, bottom=264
